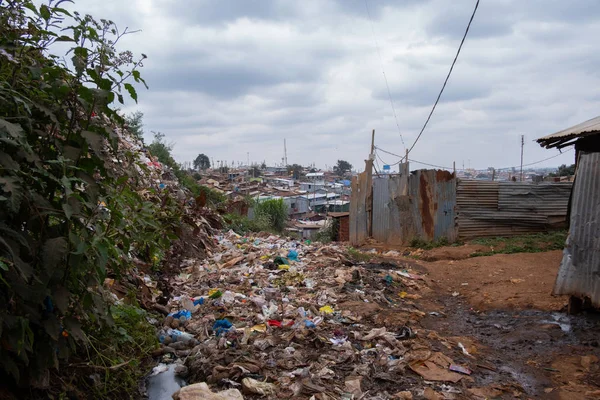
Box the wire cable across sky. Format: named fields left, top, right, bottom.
left=405, top=0, right=480, bottom=158
left=375, top=145, right=574, bottom=172
left=364, top=0, right=405, bottom=149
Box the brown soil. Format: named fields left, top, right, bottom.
left=423, top=250, right=566, bottom=311
left=369, top=247, right=600, bottom=399
left=420, top=245, right=491, bottom=262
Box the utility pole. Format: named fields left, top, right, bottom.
left=366, top=129, right=375, bottom=237
left=247, top=152, right=249, bottom=168
left=520, top=135, right=525, bottom=182
left=284, top=139, right=288, bottom=166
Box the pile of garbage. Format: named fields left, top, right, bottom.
left=151, top=231, right=521, bottom=399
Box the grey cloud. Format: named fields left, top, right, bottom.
left=67, top=0, right=600, bottom=171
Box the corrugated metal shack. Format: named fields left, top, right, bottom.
left=456, top=181, right=572, bottom=239
left=351, top=168, right=572, bottom=246
left=537, top=115, right=600, bottom=308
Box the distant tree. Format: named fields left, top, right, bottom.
left=333, top=160, right=352, bottom=176
left=549, top=164, right=576, bottom=177
left=124, top=111, right=144, bottom=142
left=260, top=161, right=267, bottom=170
left=147, top=131, right=177, bottom=169
left=310, top=168, right=317, bottom=173
left=193, top=153, right=210, bottom=170
left=287, top=164, right=303, bottom=179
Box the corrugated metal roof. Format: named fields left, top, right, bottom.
left=329, top=212, right=350, bottom=218
left=537, top=115, right=600, bottom=148
left=553, top=151, right=600, bottom=307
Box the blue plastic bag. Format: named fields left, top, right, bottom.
left=287, top=249, right=298, bottom=261
left=213, top=319, right=233, bottom=336
left=169, top=310, right=192, bottom=321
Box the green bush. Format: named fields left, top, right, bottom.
left=223, top=212, right=270, bottom=235
left=0, top=1, right=179, bottom=394
left=314, top=220, right=339, bottom=243
left=254, top=199, right=288, bottom=232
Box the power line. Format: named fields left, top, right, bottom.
left=405, top=0, right=480, bottom=157
left=376, top=145, right=573, bottom=172
left=364, top=0, right=405, bottom=149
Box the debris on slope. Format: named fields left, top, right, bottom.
left=148, top=231, right=526, bottom=399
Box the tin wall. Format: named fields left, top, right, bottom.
left=456, top=180, right=572, bottom=239
left=553, top=152, right=600, bottom=306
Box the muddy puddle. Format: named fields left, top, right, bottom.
left=421, top=295, right=600, bottom=398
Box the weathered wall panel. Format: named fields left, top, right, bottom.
left=553, top=152, right=600, bottom=306
left=457, top=180, right=572, bottom=240
left=371, top=170, right=456, bottom=244
left=350, top=172, right=368, bottom=245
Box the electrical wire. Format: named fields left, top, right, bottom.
left=375, top=145, right=573, bottom=172
left=405, top=0, right=480, bottom=157
left=364, top=0, right=405, bottom=149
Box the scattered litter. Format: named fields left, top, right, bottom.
left=458, top=342, right=471, bottom=356
left=449, top=364, right=472, bottom=375
left=147, top=231, right=527, bottom=398
left=213, top=319, right=233, bottom=336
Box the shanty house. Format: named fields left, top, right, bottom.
left=537, top=116, right=600, bottom=310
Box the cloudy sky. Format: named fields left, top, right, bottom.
left=65, top=0, right=599, bottom=171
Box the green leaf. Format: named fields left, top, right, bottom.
left=62, top=203, right=73, bottom=220
left=124, top=83, right=137, bottom=103
left=0, top=151, right=20, bottom=171
left=0, top=177, right=22, bottom=213
left=81, top=130, right=105, bottom=156
left=1, top=355, right=20, bottom=381
left=55, top=35, right=75, bottom=42
left=132, top=70, right=149, bottom=89
left=24, top=2, right=39, bottom=16
left=53, top=7, right=73, bottom=17
left=117, top=93, right=124, bottom=104
left=43, top=237, right=68, bottom=271
left=53, top=287, right=70, bottom=314
left=40, top=5, right=51, bottom=20
left=42, top=315, right=61, bottom=341
left=61, top=176, right=73, bottom=197
left=0, top=119, right=25, bottom=139
left=64, top=317, right=85, bottom=342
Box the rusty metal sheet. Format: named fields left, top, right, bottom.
left=457, top=180, right=572, bottom=240
left=553, top=151, right=600, bottom=306
left=350, top=172, right=368, bottom=245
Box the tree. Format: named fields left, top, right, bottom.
left=124, top=111, right=144, bottom=142
left=333, top=160, right=353, bottom=176
left=147, top=131, right=177, bottom=169
left=287, top=164, right=303, bottom=180
left=193, top=153, right=210, bottom=170
left=260, top=161, right=267, bottom=170
left=549, top=164, right=576, bottom=177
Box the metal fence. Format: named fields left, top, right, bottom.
left=351, top=169, right=572, bottom=246
left=370, top=170, right=456, bottom=245
left=456, top=180, right=572, bottom=239
left=553, top=151, right=600, bottom=306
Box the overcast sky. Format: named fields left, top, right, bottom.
left=64, top=0, right=599, bottom=171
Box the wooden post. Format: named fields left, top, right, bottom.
left=366, top=129, right=375, bottom=237
left=453, top=161, right=456, bottom=177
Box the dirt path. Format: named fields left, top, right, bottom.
left=379, top=249, right=600, bottom=399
